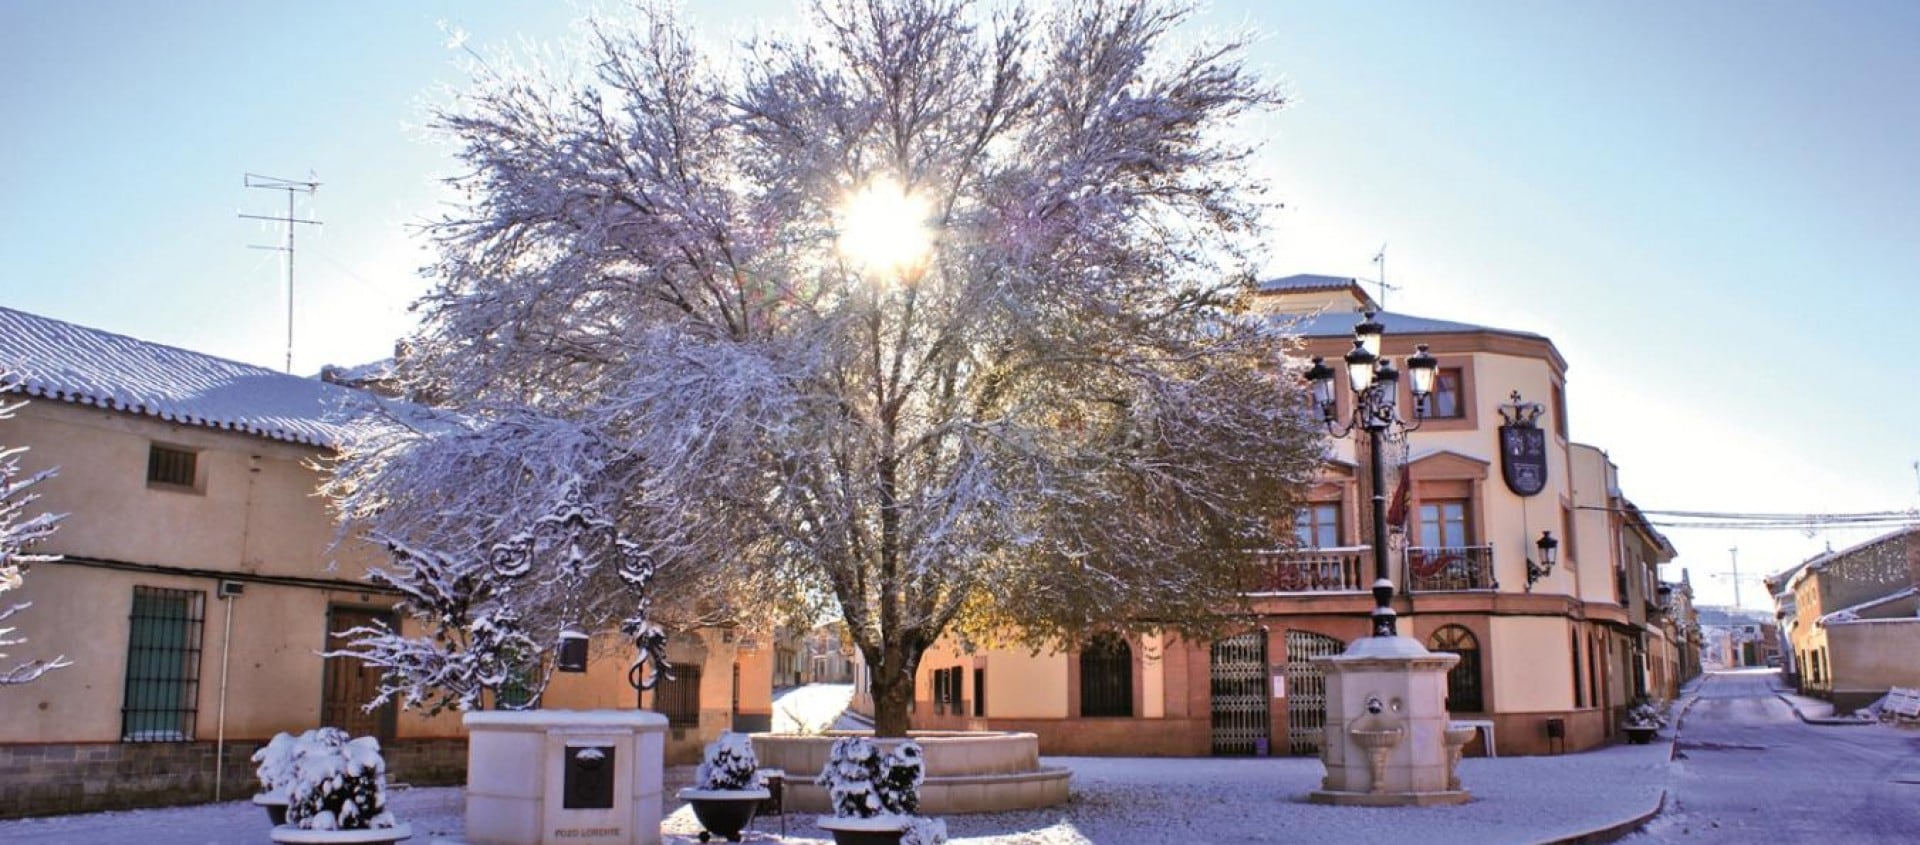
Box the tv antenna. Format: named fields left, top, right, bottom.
left=240, top=173, right=322, bottom=373
left=1370, top=243, right=1400, bottom=310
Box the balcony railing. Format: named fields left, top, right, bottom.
left=1252, top=547, right=1370, bottom=593
left=1251, top=544, right=1499, bottom=595
left=1404, top=545, right=1497, bottom=592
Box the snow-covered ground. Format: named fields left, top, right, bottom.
left=0, top=743, right=1668, bottom=845
left=0, top=685, right=1673, bottom=844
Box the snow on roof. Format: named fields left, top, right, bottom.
left=0, top=305, right=374, bottom=448
left=1257, top=273, right=1368, bottom=293
left=1818, top=586, right=1920, bottom=627
left=1286, top=308, right=1546, bottom=341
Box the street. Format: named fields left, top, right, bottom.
left=1633, top=669, right=1920, bottom=843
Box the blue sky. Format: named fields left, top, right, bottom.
left=4, top=1, right=1917, bottom=607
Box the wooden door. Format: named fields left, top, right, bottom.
left=322, top=606, right=397, bottom=740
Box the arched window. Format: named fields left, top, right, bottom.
left=1429, top=625, right=1484, bottom=713
left=1080, top=633, right=1133, bottom=717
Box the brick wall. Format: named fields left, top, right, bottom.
left=0, top=738, right=467, bottom=820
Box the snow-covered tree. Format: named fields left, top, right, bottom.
left=328, top=0, right=1323, bottom=735
left=0, top=380, right=68, bottom=686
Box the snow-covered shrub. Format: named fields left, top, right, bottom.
left=902, top=816, right=949, bottom=845
left=694, top=732, right=763, bottom=791
left=875, top=741, right=925, bottom=817
left=1624, top=698, right=1668, bottom=728
left=283, top=728, right=397, bottom=831
left=250, top=731, right=301, bottom=800
left=816, top=736, right=926, bottom=818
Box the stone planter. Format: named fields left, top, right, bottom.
left=252, top=793, right=291, bottom=826
left=816, top=815, right=907, bottom=845
left=1623, top=724, right=1658, bottom=744
left=677, top=788, right=771, bottom=843
left=268, top=822, right=412, bottom=844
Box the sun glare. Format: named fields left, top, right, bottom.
left=836, top=178, right=933, bottom=278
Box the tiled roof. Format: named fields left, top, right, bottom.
left=1283, top=308, right=1547, bottom=341
left=0, top=305, right=369, bottom=448
left=1257, top=273, right=1367, bottom=293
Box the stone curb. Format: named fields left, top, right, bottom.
left=1536, top=693, right=1697, bottom=844
left=1538, top=788, right=1666, bottom=845
left=1770, top=688, right=1873, bottom=726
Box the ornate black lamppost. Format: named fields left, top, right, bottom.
left=1303, top=313, right=1437, bottom=637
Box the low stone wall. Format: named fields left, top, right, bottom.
left=752, top=730, right=1070, bottom=814
left=0, top=737, right=467, bottom=820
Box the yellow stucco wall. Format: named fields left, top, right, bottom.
left=1488, top=616, right=1575, bottom=712
left=1826, top=621, right=1920, bottom=696
left=0, top=400, right=469, bottom=743
left=1321, top=349, right=1571, bottom=595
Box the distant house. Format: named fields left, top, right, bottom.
left=1779, top=527, right=1920, bottom=710
left=851, top=275, right=1685, bottom=756
left=0, top=306, right=770, bottom=816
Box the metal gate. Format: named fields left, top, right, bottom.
left=1284, top=630, right=1345, bottom=755
left=1210, top=632, right=1270, bottom=755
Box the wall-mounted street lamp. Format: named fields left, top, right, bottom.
left=1303, top=313, right=1438, bottom=637
left=1525, top=531, right=1560, bottom=590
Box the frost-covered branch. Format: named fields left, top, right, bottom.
left=333, top=0, right=1320, bottom=735
left=0, top=378, right=69, bottom=686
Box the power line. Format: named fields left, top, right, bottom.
left=1575, top=504, right=1918, bottom=533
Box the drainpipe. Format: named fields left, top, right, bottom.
left=214, top=587, right=236, bottom=801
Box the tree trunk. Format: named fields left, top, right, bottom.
left=868, top=646, right=921, bottom=737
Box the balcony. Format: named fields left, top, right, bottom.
left=1404, top=545, right=1497, bottom=592
left=1251, top=544, right=1500, bottom=595
left=1252, top=547, right=1370, bottom=593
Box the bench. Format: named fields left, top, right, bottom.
left=1883, top=688, right=1920, bottom=721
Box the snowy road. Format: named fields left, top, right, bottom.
left=1631, top=669, right=1920, bottom=843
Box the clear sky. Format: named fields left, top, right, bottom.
left=4, top=1, right=1917, bottom=608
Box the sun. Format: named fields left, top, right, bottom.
left=836, top=177, right=934, bottom=278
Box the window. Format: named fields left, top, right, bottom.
left=494, top=664, right=539, bottom=710
left=1079, top=633, right=1133, bottom=717
left=1429, top=625, right=1483, bottom=713
left=973, top=667, right=986, bottom=717
left=931, top=666, right=963, bottom=715
left=1418, top=500, right=1471, bottom=548
left=1294, top=503, right=1340, bottom=549
left=1552, top=384, right=1568, bottom=439
left=1430, top=368, right=1465, bottom=419
left=654, top=664, right=703, bottom=726
left=1571, top=630, right=1587, bottom=708
left=146, top=444, right=197, bottom=489
left=121, top=587, right=204, bottom=741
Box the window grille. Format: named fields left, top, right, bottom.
left=494, top=664, right=539, bottom=710
left=1429, top=625, right=1484, bottom=713
left=147, top=444, right=197, bottom=488
left=121, top=586, right=204, bottom=741
left=655, top=664, right=702, bottom=726
left=1079, top=634, right=1133, bottom=717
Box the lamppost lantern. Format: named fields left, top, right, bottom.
left=1354, top=312, right=1385, bottom=358
left=1407, top=344, right=1438, bottom=415
left=1300, top=310, right=1432, bottom=637
left=1526, top=530, right=1560, bottom=590
left=1343, top=338, right=1378, bottom=393
left=1304, top=357, right=1338, bottom=421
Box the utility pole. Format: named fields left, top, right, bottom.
left=1728, top=546, right=1741, bottom=608
left=240, top=173, right=322, bottom=373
